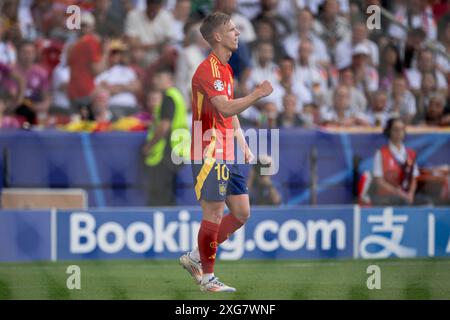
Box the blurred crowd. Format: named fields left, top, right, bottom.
left=0, top=0, right=449, bottom=132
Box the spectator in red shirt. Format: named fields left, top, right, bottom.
left=67, top=11, right=109, bottom=115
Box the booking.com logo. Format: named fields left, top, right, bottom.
left=170, top=122, right=280, bottom=176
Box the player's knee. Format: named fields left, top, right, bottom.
left=204, top=208, right=224, bottom=224
left=236, top=209, right=250, bottom=224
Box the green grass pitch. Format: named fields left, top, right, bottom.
left=0, top=258, right=449, bottom=300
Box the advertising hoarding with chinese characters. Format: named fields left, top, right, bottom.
left=0, top=206, right=449, bottom=262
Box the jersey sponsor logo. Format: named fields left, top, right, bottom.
left=214, top=79, right=224, bottom=92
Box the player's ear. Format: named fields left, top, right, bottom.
left=214, top=31, right=222, bottom=43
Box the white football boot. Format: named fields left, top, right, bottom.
left=200, top=276, right=236, bottom=293
left=179, top=252, right=203, bottom=285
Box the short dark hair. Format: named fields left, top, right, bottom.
left=383, top=117, right=404, bottom=139
left=200, top=12, right=231, bottom=44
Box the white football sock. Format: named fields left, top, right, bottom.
left=190, top=247, right=200, bottom=261
left=202, top=273, right=214, bottom=283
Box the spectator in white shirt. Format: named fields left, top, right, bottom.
left=406, top=48, right=448, bottom=96
left=294, top=39, right=328, bottom=105
left=366, top=90, right=392, bottom=127
left=95, top=40, right=141, bottom=119
left=247, top=41, right=283, bottom=110
left=324, top=67, right=367, bottom=113
left=321, top=85, right=369, bottom=126
left=169, top=0, right=192, bottom=49
left=387, top=75, right=417, bottom=124
left=351, top=43, right=379, bottom=97
left=214, top=0, right=256, bottom=44
left=277, top=55, right=313, bottom=113
left=283, top=8, right=330, bottom=66
left=124, top=0, right=176, bottom=66
left=175, top=23, right=210, bottom=107
left=335, top=21, right=379, bottom=70
left=314, top=0, right=351, bottom=57
left=51, top=60, right=71, bottom=115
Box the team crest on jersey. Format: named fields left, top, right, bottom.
left=219, top=182, right=227, bottom=196
left=214, top=79, right=224, bottom=91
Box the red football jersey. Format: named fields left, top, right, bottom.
left=191, top=53, right=235, bottom=161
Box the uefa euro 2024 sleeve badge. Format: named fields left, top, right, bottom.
left=214, top=79, right=224, bottom=91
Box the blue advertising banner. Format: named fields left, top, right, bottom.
left=56, top=207, right=354, bottom=261
left=1, top=130, right=449, bottom=207
left=0, top=210, right=52, bottom=262
left=0, top=206, right=448, bottom=263
left=357, top=207, right=450, bottom=259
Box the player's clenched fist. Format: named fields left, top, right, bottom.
left=256, top=80, right=273, bottom=98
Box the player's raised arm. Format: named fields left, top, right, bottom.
left=210, top=80, right=273, bottom=118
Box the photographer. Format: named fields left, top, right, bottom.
left=247, top=155, right=282, bottom=205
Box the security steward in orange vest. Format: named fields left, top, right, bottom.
left=372, top=117, right=420, bottom=206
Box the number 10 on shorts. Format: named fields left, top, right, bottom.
left=215, top=163, right=229, bottom=181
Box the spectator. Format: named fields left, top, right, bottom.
left=378, top=43, right=404, bottom=91
left=325, top=67, right=367, bottom=113
left=246, top=41, right=283, bottom=111
left=314, top=0, right=351, bottom=57
left=247, top=155, right=282, bottom=205
left=214, top=0, right=256, bottom=44
left=408, top=0, right=438, bottom=40
left=406, top=48, right=448, bottom=96
left=14, top=41, right=51, bottom=126
left=283, top=8, right=330, bottom=66
left=366, top=90, right=391, bottom=127
left=387, top=0, right=409, bottom=42
left=415, top=72, right=438, bottom=122
left=91, top=87, right=114, bottom=130
left=351, top=43, right=379, bottom=97
left=175, top=23, right=209, bottom=106
left=142, top=69, right=189, bottom=206
left=252, top=0, right=291, bottom=40
left=93, top=0, right=124, bottom=38
left=0, top=61, right=25, bottom=112
left=371, top=117, right=422, bottom=206
left=67, top=11, right=110, bottom=115
left=335, top=21, right=379, bottom=70
left=124, top=0, right=177, bottom=66
left=420, top=93, right=450, bottom=127
left=402, top=28, right=427, bottom=70
left=277, top=55, right=313, bottom=113
left=50, top=57, right=71, bottom=116
left=276, top=93, right=304, bottom=128
left=294, top=39, right=328, bottom=105
left=0, top=16, right=17, bottom=66
left=252, top=17, right=286, bottom=62
left=95, top=39, right=141, bottom=119
left=321, top=85, right=369, bottom=126
left=387, top=75, right=417, bottom=124
left=169, top=0, right=193, bottom=48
